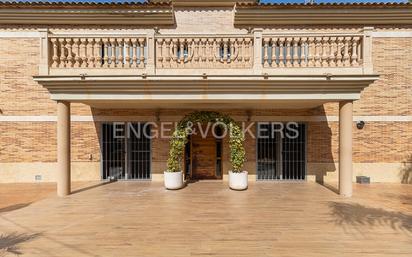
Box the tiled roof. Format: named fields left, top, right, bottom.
left=239, top=1, right=412, bottom=8
left=0, top=1, right=410, bottom=8
left=0, top=1, right=171, bottom=6
left=0, top=1, right=173, bottom=9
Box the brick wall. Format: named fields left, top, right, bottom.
left=0, top=26, right=411, bottom=182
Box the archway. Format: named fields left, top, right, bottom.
left=167, top=111, right=246, bottom=177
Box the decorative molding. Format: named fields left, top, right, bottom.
left=34, top=74, right=378, bottom=102
left=1, top=115, right=411, bottom=123
left=372, top=31, right=412, bottom=38
left=0, top=7, right=175, bottom=26
left=0, top=31, right=42, bottom=38
left=234, top=7, right=412, bottom=25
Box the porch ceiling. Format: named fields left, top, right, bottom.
left=34, top=74, right=379, bottom=105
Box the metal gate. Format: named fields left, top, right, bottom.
left=257, top=122, right=306, bottom=181
left=102, top=122, right=151, bottom=180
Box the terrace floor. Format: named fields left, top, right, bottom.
left=0, top=181, right=411, bottom=257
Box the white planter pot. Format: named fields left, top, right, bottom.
left=229, top=171, right=248, bottom=190
left=164, top=171, right=184, bottom=190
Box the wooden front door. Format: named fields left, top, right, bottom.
left=190, top=127, right=221, bottom=180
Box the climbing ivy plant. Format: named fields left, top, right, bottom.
left=167, top=111, right=246, bottom=173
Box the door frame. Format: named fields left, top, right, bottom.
left=184, top=134, right=223, bottom=180
left=255, top=122, right=308, bottom=181
left=100, top=122, right=152, bottom=181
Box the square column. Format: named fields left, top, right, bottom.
left=339, top=101, right=353, bottom=197
left=57, top=101, right=71, bottom=197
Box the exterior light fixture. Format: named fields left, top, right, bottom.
left=142, top=73, right=147, bottom=78
left=356, top=120, right=365, bottom=129
left=202, top=73, right=207, bottom=79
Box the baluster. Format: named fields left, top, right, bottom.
left=157, top=38, right=164, bottom=68
left=109, top=38, right=116, bottom=68
left=214, top=39, right=221, bottom=66
left=187, top=39, right=195, bottom=68
left=270, top=38, right=278, bottom=68
left=307, top=37, right=314, bottom=67
left=358, top=39, right=362, bottom=65
left=329, top=37, right=336, bottom=67
left=190, top=38, right=198, bottom=68
left=51, top=38, right=59, bottom=68
left=118, top=38, right=124, bottom=67
left=321, top=37, right=329, bottom=67
left=164, top=38, right=171, bottom=68
left=336, top=37, right=343, bottom=67
left=200, top=38, right=207, bottom=66
left=171, top=39, right=178, bottom=68
left=244, top=38, right=251, bottom=66
left=278, top=38, right=285, bottom=67
left=263, top=38, right=270, bottom=68
left=131, top=38, right=138, bottom=68
left=161, top=38, right=168, bottom=68
left=207, top=39, right=214, bottom=68
left=285, top=38, right=292, bottom=67
left=300, top=37, right=307, bottom=68
left=343, top=37, right=351, bottom=67
left=314, top=37, right=322, bottom=67
left=95, top=38, right=103, bottom=68
left=103, top=38, right=109, bottom=68
left=68, top=39, right=75, bottom=68
left=351, top=37, right=360, bottom=67
left=229, top=38, right=236, bottom=65
left=88, top=38, right=95, bottom=68
left=222, top=38, right=228, bottom=64
left=58, top=38, right=67, bottom=68
left=138, top=38, right=145, bottom=68
left=125, top=38, right=131, bottom=68
left=74, top=38, right=81, bottom=68
left=80, top=38, right=88, bottom=68
left=178, top=39, right=184, bottom=66
left=292, top=37, right=300, bottom=67
left=237, top=38, right=243, bottom=67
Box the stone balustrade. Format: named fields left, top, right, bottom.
left=262, top=34, right=363, bottom=68
left=50, top=35, right=147, bottom=69
left=45, top=31, right=371, bottom=75
left=155, top=36, right=253, bottom=68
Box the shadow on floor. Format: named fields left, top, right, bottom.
left=317, top=181, right=339, bottom=194
left=71, top=180, right=116, bottom=195
left=0, top=232, right=41, bottom=256
left=400, top=154, right=412, bottom=184
left=329, top=202, right=412, bottom=233
left=381, top=193, right=412, bottom=206
left=0, top=203, right=32, bottom=214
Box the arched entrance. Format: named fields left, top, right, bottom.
left=167, top=111, right=245, bottom=180
left=186, top=124, right=223, bottom=179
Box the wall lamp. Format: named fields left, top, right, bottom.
left=356, top=120, right=365, bottom=130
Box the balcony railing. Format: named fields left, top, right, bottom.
left=262, top=35, right=362, bottom=68
left=50, top=35, right=148, bottom=69
left=155, top=35, right=253, bottom=69
left=42, top=29, right=373, bottom=76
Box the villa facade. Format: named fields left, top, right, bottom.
left=0, top=0, right=411, bottom=197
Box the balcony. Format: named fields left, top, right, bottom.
left=35, top=29, right=378, bottom=104
left=43, top=29, right=373, bottom=77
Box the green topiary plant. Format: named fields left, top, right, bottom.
left=166, top=111, right=246, bottom=173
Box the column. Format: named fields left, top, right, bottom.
left=57, top=101, right=71, bottom=197
left=339, top=101, right=353, bottom=197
